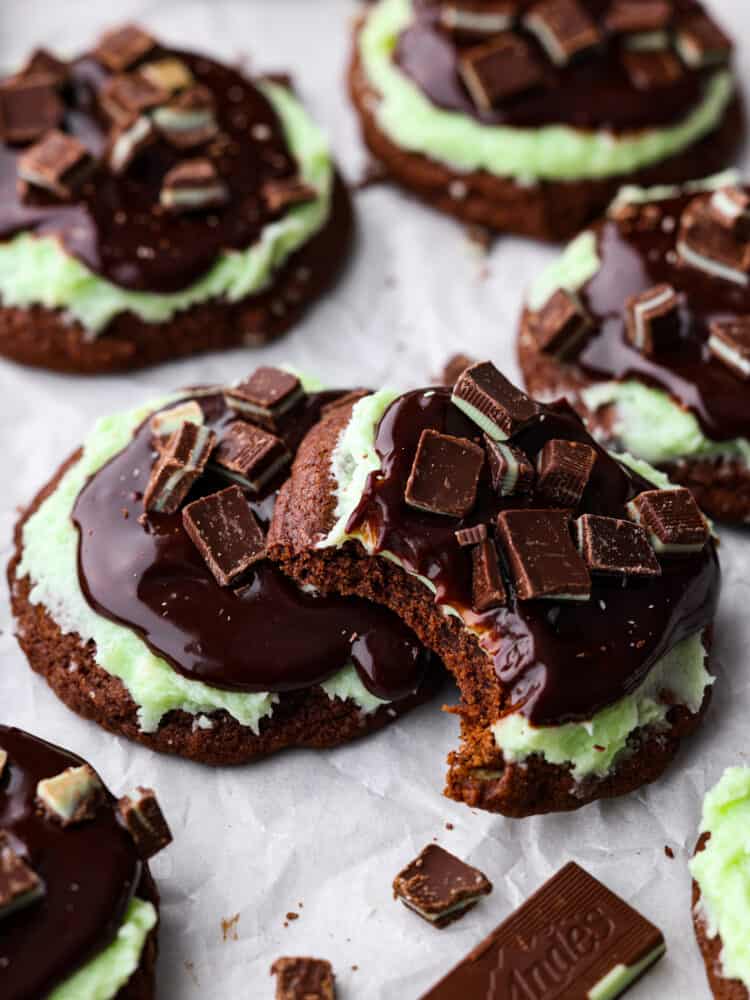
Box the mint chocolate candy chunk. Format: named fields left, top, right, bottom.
left=393, top=844, right=492, bottom=928
left=182, top=484, right=266, bottom=587
left=624, top=283, right=681, bottom=356
left=225, top=367, right=305, bottom=430
left=458, top=33, right=544, bottom=111
left=576, top=514, right=661, bottom=577
left=536, top=438, right=597, bottom=508
left=497, top=508, right=591, bottom=601
left=211, top=421, right=290, bottom=493
left=405, top=428, right=484, bottom=518
left=472, top=537, right=507, bottom=612
left=627, top=487, right=709, bottom=555
left=452, top=361, right=539, bottom=440
left=0, top=832, right=45, bottom=921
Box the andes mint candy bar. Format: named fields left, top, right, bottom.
left=421, top=862, right=665, bottom=999
left=708, top=318, right=750, bottom=379
left=100, top=72, right=167, bottom=124
left=225, top=367, right=305, bottom=429
left=117, top=787, right=172, bottom=860
left=624, top=283, right=680, bottom=356
left=36, top=765, right=103, bottom=826
left=605, top=1, right=672, bottom=34
left=160, top=158, right=228, bottom=212
left=439, top=2, right=519, bottom=38
left=497, top=508, right=591, bottom=600
left=529, top=288, right=591, bottom=359
left=452, top=362, right=539, bottom=440
left=576, top=513, right=661, bottom=577
left=0, top=76, right=63, bottom=144
left=139, top=57, right=194, bottom=95
left=675, top=12, right=732, bottom=68
left=17, top=130, right=93, bottom=200
left=393, top=844, right=492, bottom=928
left=211, top=421, right=291, bottom=493
left=524, top=0, right=601, bottom=67
left=472, top=537, right=507, bottom=612
left=93, top=24, right=156, bottom=73
left=0, top=831, right=44, bottom=921
left=536, top=438, right=597, bottom=507
left=150, top=400, right=205, bottom=439
left=707, top=186, right=750, bottom=239
left=405, top=428, right=484, bottom=518
left=678, top=199, right=750, bottom=287
left=182, top=485, right=266, bottom=587
left=271, top=957, right=335, bottom=1000
left=152, top=85, right=218, bottom=149
left=143, top=421, right=216, bottom=514
left=485, top=437, right=535, bottom=496
left=454, top=523, right=487, bottom=547
left=622, top=49, right=683, bottom=89
left=262, top=177, right=317, bottom=215
left=458, top=33, right=543, bottom=110
left=107, top=113, right=157, bottom=174
left=627, top=488, right=709, bottom=554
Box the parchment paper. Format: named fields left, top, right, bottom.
left=1, top=2, right=749, bottom=996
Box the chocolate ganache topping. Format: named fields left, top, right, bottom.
left=346, top=371, right=719, bottom=726
left=0, top=27, right=321, bottom=293
left=396, top=0, right=728, bottom=131
left=0, top=726, right=146, bottom=1000
left=73, top=382, right=431, bottom=702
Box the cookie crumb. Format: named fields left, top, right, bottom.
left=221, top=913, right=240, bottom=941
left=664, top=845, right=674, bottom=859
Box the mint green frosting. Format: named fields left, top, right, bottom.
left=690, top=766, right=750, bottom=989
left=527, top=231, right=600, bottom=311
left=49, top=898, right=157, bottom=1000
left=0, top=82, right=333, bottom=335
left=17, top=387, right=387, bottom=734
left=360, top=0, right=734, bottom=182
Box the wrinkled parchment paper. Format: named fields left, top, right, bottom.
left=1, top=1, right=749, bottom=996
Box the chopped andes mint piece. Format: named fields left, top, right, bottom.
left=576, top=513, right=661, bottom=577
left=675, top=11, right=732, bottom=68
left=143, top=421, right=216, bottom=514
left=160, top=158, right=228, bottom=213
left=529, top=287, right=591, bottom=359
left=117, top=788, right=172, bottom=860
left=320, top=389, right=371, bottom=417
left=271, top=957, right=335, bottom=1000
left=152, top=84, right=219, bottom=149
left=0, top=831, right=44, bottom=921
left=262, top=177, right=317, bottom=215
left=393, top=844, right=492, bottom=928
left=472, top=538, right=507, bottom=612
left=0, top=76, right=63, bottom=144
left=211, top=421, right=291, bottom=493
left=0, top=749, right=7, bottom=779
left=36, top=765, right=103, bottom=826
left=15, top=49, right=69, bottom=89
left=622, top=49, right=683, bottom=89
left=150, top=400, right=205, bottom=439
left=708, top=318, right=750, bottom=379
left=182, top=485, right=267, bottom=587
left=707, top=186, right=750, bottom=239
left=624, top=283, right=681, bottom=356
left=454, top=523, right=488, bottom=547
left=605, top=1, right=672, bottom=34
left=452, top=362, right=540, bottom=440
left=224, top=367, right=305, bottom=428
left=627, top=488, right=709, bottom=554
left=107, top=113, right=157, bottom=175
left=420, top=862, right=665, bottom=999
left=100, top=72, right=167, bottom=124
left=485, top=437, right=535, bottom=496
left=405, top=428, right=484, bottom=518
left=93, top=24, right=156, bottom=73
left=497, top=508, right=591, bottom=600
left=458, top=33, right=543, bottom=111
left=139, top=57, right=194, bottom=95
left=536, top=438, right=597, bottom=507
left=678, top=198, right=750, bottom=287
left=524, top=0, right=601, bottom=67
left=17, top=130, right=93, bottom=200
left=439, top=2, right=519, bottom=38
left=437, top=353, right=476, bottom=386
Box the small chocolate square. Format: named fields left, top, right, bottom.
left=536, top=438, right=597, bottom=507
left=496, top=508, right=591, bottom=600
left=405, top=428, right=484, bottom=518
left=160, top=158, right=228, bottom=213
left=0, top=76, right=64, bottom=144
left=528, top=288, right=591, bottom=359
left=225, top=368, right=305, bottom=429
left=107, top=113, right=157, bottom=175
left=452, top=362, right=540, bottom=440
left=576, top=513, right=661, bottom=576
left=183, top=485, right=266, bottom=587
left=627, top=487, right=709, bottom=554
left=675, top=12, right=732, bottom=68
left=678, top=198, right=750, bottom=287
left=454, top=523, right=488, bottom=547
left=100, top=72, right=167, bottom=124
left=262, top=177, right=317, bottom=215
left=36, top=765, right=103, bottom=826
left=485, top=437, right=535, bottom=496
left=143, top=422, right=216, bottom=514
left=459, top=33, right=544, bottom=111
left=211, top=421, right=290, bottom=493
left=708, top=318, right=750, bottom=379
left=622, top=49, right=683, bottom=90
left=439, top=2, right=519, bottom=38
left=93, top=24, right=156, bottom=73
left=271, top=957, right=335, bottom=1000
left=524, top=0, right=601, bottom=67
left=625, top=283, right=681, bottom=356
left=117, top=788, right=172, bottom=860
left=605, top=1, right=672, bottom=34
left=0, top=831, right=44, bottom=920
left=472, top=537, right=507, bottom=612
left=707, top=186, right=750, bottom=240
left=152, top=84, right=218, bottom=149
left=393, top=844, right=492, bottom=928
left=17, top=130, right=93, bottom=200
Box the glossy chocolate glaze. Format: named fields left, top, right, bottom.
left=347, top=388, right=719, bottom=725
left=0, top=726, right=143, bottom=1000
left=73, top=391, right=429, bottom=702
left=0, top=47, right=302, bottom=293
left=396, top=0, right=713, bottom=131
left=578, top=189, right=750, bottom=441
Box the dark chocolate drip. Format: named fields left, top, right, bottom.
left=347, top=388, right=719, bottom=725
left=578, top=189, right=750, bottom=441
left=396, top=0, right=711, bottom=131
left=0, top=48, right=300, bottom=293
left=73, top=391, right=429, bottom=702
left=0, top=726, right=143, bottom=1000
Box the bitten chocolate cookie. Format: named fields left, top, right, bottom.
left=350, top=0, right=742, bottom=240
left=0, top=25, right=352, bottom=373
left=1, top=725, right=171, bottom=1000
left=690, top=767, right=750, bottom=999
left=519, top=173, right=750, bottom=522
left=269, top=362, right=720, bottom=817
left=9, top=369, right=440, bottom=765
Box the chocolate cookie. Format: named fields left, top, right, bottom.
left=9, top=371, right=440, bottom=765
left=519, top=175, right=750, bottom=522
left=0, top=26, right=352, bottom=373
left=0, top=725, right=169, bottom=999
left=268, top=363, right=719, bottom=816
left=350, top=0, right=742, bottom=241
